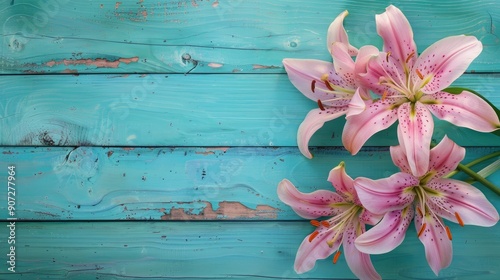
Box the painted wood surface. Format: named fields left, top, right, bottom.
left=1, top=146, right=499, bottom=221
left=0, top=0, right=499, bottom=279
left=1, top=0, right=499, bottom=74
left=0, top=221, right=499, bottom=279
left=1, top=73, right=499, bottom=147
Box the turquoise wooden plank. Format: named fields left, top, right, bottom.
left=1, top=73, right=499, bottom=147
left=1, top=0, right=499, bottom=74
left=1, top=146, right=498, bottom=221
left=0, top=221, right=498, bottom=279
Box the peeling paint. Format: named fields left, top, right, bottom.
left=161, top=201, right=279, bottom=220
left=207, top=62, right=223, bottom=68
left=195, top=147, right=229, bottom=155
left=45, top=57, right=139, bottom=69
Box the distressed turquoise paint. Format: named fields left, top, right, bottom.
left=0, top=221, right=499, bottom=279
left=0, top=0, right=499, bottom=279
left=0, top=0, right=499, bottom=73
left=0, top=74, right=499, bottom=147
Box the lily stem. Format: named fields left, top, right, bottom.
left=455, top=163, right=500, bottom=196
left=445, top=151, right=500, bottom=178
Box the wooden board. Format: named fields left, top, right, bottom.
left=1, top=0, right=499, bottom=279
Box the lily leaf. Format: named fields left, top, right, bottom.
left=443, top=87, right=500, bottom=137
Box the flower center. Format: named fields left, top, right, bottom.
left=310, top=74, right=356, bottom=106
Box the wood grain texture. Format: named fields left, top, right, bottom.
left=1, top=146, right=499, bottom=221
left=1, top=73, right=499, bottom=147
left=1, top=0, right=499, bottom=74
left=0, top=221, right=498, bottom=279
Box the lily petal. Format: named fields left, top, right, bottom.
left=355, top=207, right=414, bottom=254
left=397, top=102, right=433, bottom=177
left=298, top=107, right=348, bottom=159
left=427, top=135, right=465, bottom=180
left=327, top=162, right=356, bottom=202
left=421, top=90, right=500, bottom=132
left=331, top=42, right=356, bottom=79
left=295, top=225, right=340, bottom=273
left=415, top=213, right=452, bottom=275
left=346, top=88, right=368, bottom=118
left=427, top=178, right=500, bottom=227
left=359, top=208, right=383, bottom=226
left=389, top=141, right=412, bottom=174
left=343, top=220, right=382, bottom=280
left=282, top=58, right=355, bottom=107
left=354, top=45, right=380, bottom=79
left=375, top=5, right=417, bottom=67
left=415, top=35, right=482, bottom=94
left=354, top=173, right=418, bottom=215
left=327, top=10, right=358, bottom=56
left=277, top=179, right=345, bottom=219
left=342, top=99, right=399, bottom=155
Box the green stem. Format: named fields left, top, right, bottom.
left=445, top=151, right=500, bottom=178
left=455, top=163, right=500, bottom=196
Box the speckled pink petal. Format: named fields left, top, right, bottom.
left=426, top=178, right=499, bottom=227
left=414, top=212, right=452, bottom=275
left=342, top=99, right=399, bottom=155
left=343, top=220, right=382, bottom=280
left=427, top=136, right=465, bottom=180
left=277, top=179, right=345, bottom=219
left=354, top=45, right=380, bottom=79
left=354, top=173, right=418, bottom=215
left=359, top=208, right=383, bottom=226
left=389, top=143, right=412, bottom=174
left=331, top=42, right=356, bottom=82
left=375, top=5, right=417, bottom=68
left=298, top=107, right=348, bottom=159
left=327, top=10, right=358, bottom=56
left=414, top=35, right=482, bottom=94
left=346, top=88, right=368, bottom=118
left=421, top=90, right=500, bottom=132
left=283, top=58, right=355, bottom=107
left=294, top=224, right=341, bottom=273
left=327, top=162, right=356, bottom=202
left=355, top=207, right=414, bottom=254
left=397, top=102, right=433, bottom=177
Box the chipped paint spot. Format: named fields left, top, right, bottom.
left=45, top=57, right=139, bottom=69
left=126, top=135, right=137, bottom=141
left=161, top=201, right=279, bottom=220
left=212, top=0, right=219, bottom=7
left=191, top=0, right=198, bottom=7
left=115, top=2, right=122, bottom=9
left=208, top=62, right=223, bottom=68
left=122, top=147, right=135, bottom=151
left=195, top=147, right=229, bottom=155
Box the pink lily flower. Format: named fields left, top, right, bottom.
left=342, top=5, right=500, bottom=177
left=283, top=11, right=378, bottom=159
left=277, top=163, right=382, bottom=279
left=354, top=135, right=499, bottom=275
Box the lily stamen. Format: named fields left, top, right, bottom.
left=317, top=99, right=326, bottom=111
left=417, top=223, right=427, bottom=237
left=455, top=212, right=464, bottom=227
left=309, top=231, right=319, bottom=242
left=386, top=51, right=392, bottom=62
left=416, top=69, right=424, bottom=80
left=311, top=80, right=316, bottom=93
left=445, top=226, right=452, bottom=240
left=321, top=220, right=330, bottom=227
left=405, top=51, right=415, bottom=63
left=310, top=220, right=320, bottom=227
left=333, top=250, right=342, bottom=264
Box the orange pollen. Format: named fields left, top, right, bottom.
left=455, top=212, right=464, bottom=227
left=445, top=226, right=452, bottom=240
left=321, top=73, right=329, bottom=81
left=417, top=223, right=427, bottom=237
left=310, top=220, right=320, bottom=227
left=324, top=80, right=334, bottom=91
left=311, top=80, right=316, bottom=93
left=309, top=231, right=319, bottom=242
left=317, top=99, right=326, bottom=111
left=386, top=51, right=391, bottom=62
left=382, top=90, right=388, bottom=101
left=406, top=51, right=415, bottom=63
left=321, top=220, right=330, bottom=228
left=416, top=69, right=424, bottom=80
left=333, top=250, right=342, bottom=264
left=417, top=207, right=423, bottom=217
